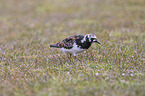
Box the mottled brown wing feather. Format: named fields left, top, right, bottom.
left=58, top=36, right=76, bottom=49
left=54, top=35, right=84, bottom=49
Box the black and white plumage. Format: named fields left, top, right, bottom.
left=50, top=34, right=101, bottom=56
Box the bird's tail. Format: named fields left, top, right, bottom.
left=50, top=44, right=59, bottom=48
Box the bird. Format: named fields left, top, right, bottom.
left=50, top=34, right=101, bottom=59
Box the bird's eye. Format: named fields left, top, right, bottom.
left=91, top=38, right=94, bottom=41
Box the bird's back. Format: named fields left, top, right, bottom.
left=50, top=35, right=84, bottom=49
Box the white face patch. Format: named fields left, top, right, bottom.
left=93, top=39, right=97, bottom=42
left=88, top=34, right=97, bottom=39
left=81, top=34, right=97, bottom=43
left=85, top=34, right=97, bottom=42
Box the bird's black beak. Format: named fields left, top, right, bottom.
left=93, top=39, right=101, bottom=44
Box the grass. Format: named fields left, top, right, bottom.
left=0, top=0, right=145, bottom=96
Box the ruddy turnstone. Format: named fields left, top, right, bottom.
left=50, top=34, right=101, bottom=59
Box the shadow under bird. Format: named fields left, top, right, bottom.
left=50, top=34, right=101, bottom=59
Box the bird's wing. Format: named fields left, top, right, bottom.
left=57, top=35, right=84, bottom=49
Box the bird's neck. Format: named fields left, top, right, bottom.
left=81, top=38, right=92, bottom=49
left=83, top=42, right=92, bottom=49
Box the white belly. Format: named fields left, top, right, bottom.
left=59, top=43, right=86, bottom=56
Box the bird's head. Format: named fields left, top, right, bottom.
left=85, top=34, right=101, bottom=44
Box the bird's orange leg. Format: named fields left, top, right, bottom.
left=74, top=54, right=81, bottom=60
left=70, top=54, right=72, bottom=61
left=75, top=56, right=81, bottom=60
left=68, top=54, right=72, bottom=61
